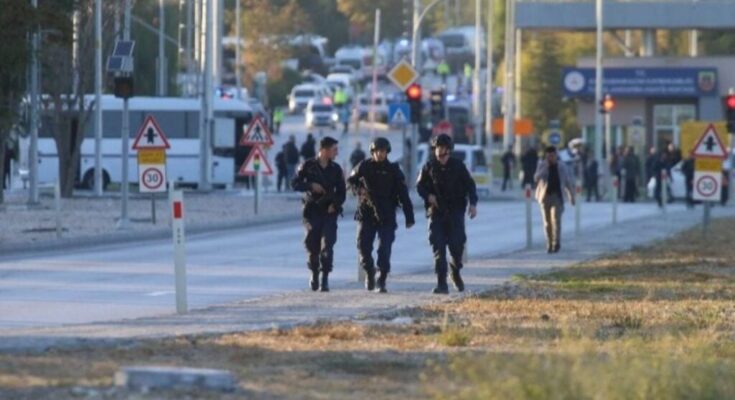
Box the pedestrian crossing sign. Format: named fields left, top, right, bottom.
left=238, top=145, right=273, bottom=176
left=132, top=115, right=171, bottom=150
left=388, top=102, right=410, bottom=126
left=240, top=115, right=274, bottom=146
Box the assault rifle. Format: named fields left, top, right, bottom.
left=359, top=176, right=382, bottom=225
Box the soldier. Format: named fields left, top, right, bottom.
left=347, top=137, right=414, bottom=293
left=417, top=134, right=478, bottom=294
left=291, top=136, right=346, bottom=292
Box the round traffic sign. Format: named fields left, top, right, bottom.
left=549, top=131, right=561, bottom=146
left=432, top=120, right=453, bottom=137
left=141, top=167, right=165, bottom=190
left=695, top=175, right=718, bottom=198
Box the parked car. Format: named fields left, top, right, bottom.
left=416, top=143, right=491, bottom=195
left=357, top=92, right=389, bottom=123
left=304, top=99, right=338, bottom=129
left=287, top=83, right=332, bottom=114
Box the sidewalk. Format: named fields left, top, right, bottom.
left=1, top=205, right=729, bottom=353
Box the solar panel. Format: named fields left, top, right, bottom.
left=113, top=40, right=134, bottom=57
left=107, top=56, right=123, bottom=71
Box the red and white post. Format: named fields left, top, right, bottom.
left=171, top=189, right=188, bottom=314
left=612, top=176, right=619, bottom=224
left=575, top=179, right=582, bottom=236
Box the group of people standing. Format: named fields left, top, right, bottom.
left=290, top=134, right=478, bottom=295
left=275, top=134, right=317, bottom=192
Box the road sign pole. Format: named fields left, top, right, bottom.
left=255, top=167, right=260, bottom=215
left=703, top=202, right=711, bottom=237
left=117, top=98, right=131, bottom=230
left=575, top=179, right=581, bottom=237
left=151, top=193, right=156, bottom=225
left=612, top=176, right=618, bottom=224
left=171, top=189, right=188, bottom=314
left=55, top=180, right=62, bottom=239
left=410, top=122, right=418, bottom=189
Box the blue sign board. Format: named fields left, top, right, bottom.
left=549, top=131, right=561, bottom=146
left=562, top=67, right=717, bottom=98
left=388, top=102, right=410, bottom=126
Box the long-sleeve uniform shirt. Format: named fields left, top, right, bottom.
left=291, top=158, right=346, bottom=219
left=416, top=157, right=478, bottom=217
left=347, top=159, right=414, bottom=228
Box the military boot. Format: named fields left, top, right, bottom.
left=450, top=269, right=465, bottom=292
left=319, top=271, right=330, bottom=292
left=375, top=271, right=388, bottom=293
left=309, top=270, right=319, bottom=291
left=365, top=268, right=376, bottom=291
left=432, top=274, right=449, bottom=294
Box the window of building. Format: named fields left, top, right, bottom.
left=653, top=104, right=696, bottom=150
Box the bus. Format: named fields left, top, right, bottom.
left=37, top=95, right=254, bottom=189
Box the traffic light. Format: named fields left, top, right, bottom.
left=724, top=94, right=735, bottom=134
left=599, top=94, right=615, bottom=114
left=406, top=83, right=422, bottom=124
left=113, top=76, right=134, bottom=99
left=429, top=89, right=444, bottom=121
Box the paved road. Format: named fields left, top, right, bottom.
left=0, top=200, right=678, bottom=329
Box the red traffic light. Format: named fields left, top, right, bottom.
left=406, top=83, right=422, bottom=101
left=725, top=95, right=735, bottom=109
left=601, top=94, right=615, bottom=112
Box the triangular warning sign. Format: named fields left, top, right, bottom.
left=691, top=124, right=727, bottom=159
left=240, top=116, right=273, bottom=146
left=132, top=115, right=171, bottom=150
left=238, top=145, right=273, bottom=176
left=391, top=109, right=407, bottom=124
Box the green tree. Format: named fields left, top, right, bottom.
left=522, top=33, right=568, bottom=137
left=0, top=0, right=36, bottom=203
left=337, top=0, right=405, bottom=43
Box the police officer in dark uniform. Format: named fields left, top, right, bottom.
left=291, top=136, right=346, bottom=292
left=417, top=134, right=478, bottom=294
left=347, top=137, right=414, bottom=293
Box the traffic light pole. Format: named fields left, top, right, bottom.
left=605, top=111, right=612, bottom=203
left=117, top=0, right=132, bottom=230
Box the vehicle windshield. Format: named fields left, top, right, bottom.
left=360, top=97, right=384, bottom=105
left=312, top=105, right=333, bottom=112
left=294, top=90, right=315, bottom=97
left=327, top=81, right=345, bottom=89
left=339, top=59, right=361, bottom=70
left=440, top=34, right=467, bottom=48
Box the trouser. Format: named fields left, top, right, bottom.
left=277, top=170, right=287, bottom=192
left=540, top=194, right=564, bottom=249
left=304, top=213, right=338, bottom=273
left=586, top=181, right=599, bottom=201
left=428, top=210, right=466, bottom=277
left=286, top=164, right=297, bottom=187
left=356, top=218, right=396, bottom=274
left=502, top=169, right=512, bottom=191
left=624, top=178, right=637, bottom=202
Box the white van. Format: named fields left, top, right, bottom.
left=288, top=83, right=332, bottom=114
left=416, top=143, right=492, bottom=195
left=437, top=26, right=486, bottom=70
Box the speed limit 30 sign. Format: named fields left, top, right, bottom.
left=138, top=149, right=167, bottom=193
left=693, top=171, right=721, bottom=202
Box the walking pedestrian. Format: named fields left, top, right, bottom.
left=653, top=151, right=670, bottom=208
left=275, top=145, right=288, bottom=192
left=521, top=145, right=539, bottom=189
left=622, top=146, right=640, bottom=203
left=347, top=137, right=414, bottom=293
left=534, top=146, right=575, bottom=253
left=350, top=142, right=366, bottom=169
left=291, top=136, right=346, bottom=292
left=285, top=135, right=300, bottom=183
left=273, top=107, right=284, bottom=135
left=417, top=134, right=478, bottom=294
left=300, top=133, right=316, bottom=161
left=501, top=146, right=516, bottom=191
left=584, top=155, right=600, bottom=202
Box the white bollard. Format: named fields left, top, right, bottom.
left=54, top=180, right=62, bottom=238
left=525, top=184, right=532, bottom=249
left=171, top=190, right=188, bottom=314
left=575, top=180, right=581, bottom=236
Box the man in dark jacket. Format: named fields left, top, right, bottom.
left=275, top=145, right=288, bottom=192
left=501, top=146, right=516, bottom=191
left=291, top=136, right=346, bottom=292
left=300, top=133, right=316, bottom=161
left=347, top=137, right=414, bottom=293
left=285, top=135, right=300, bottom=183
left=350, top=142, right=366, bottom=169
left=622, top=146, right=641, bottom=203
left=417, top=134, right=478, bottom=294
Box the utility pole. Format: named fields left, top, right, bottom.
left=94, top=0, right=103, bottom=196
left=472, top=0, right=481, bottom=145
left=594, top=0, right=604, bottom=165
left=199, top=0, right=213, bottom=191
left=118, top=0, right=132, bottom=229
left=235, top=0, right=242, bottom=97
left=502, top=0, right=515, bottom=150
left=158, top=0, right=166, bottom=96
left=484, top=0, right=494, bottom=160
left=28, top=0, right=39, bottom=205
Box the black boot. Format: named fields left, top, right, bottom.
left=309, top=270, right=319, bottom=291
left=450, top=269, right=464, bottom=292
left=375, top=271, right=387, bottom=293
left=432, top=274, right=449, bottom=294
left=319, top=271, right=330, bottom=292
left=553, top=243, right=560, bottom=253
left=365, top=268, right=375, bottom=291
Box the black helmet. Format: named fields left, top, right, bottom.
left=370, top=137, right=391, bottom=153
left=431, top=133, right=454, bottom=150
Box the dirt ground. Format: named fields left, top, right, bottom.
left=1, top=218, right=734, bottom=399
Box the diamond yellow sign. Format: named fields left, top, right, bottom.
left=388, top=60, right=419, bottom=91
